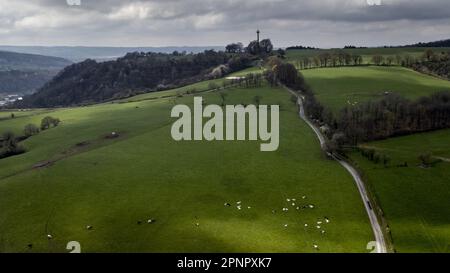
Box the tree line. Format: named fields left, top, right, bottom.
left=290, top=49, right=450, bottom=70
left=334, top=92, right=450, bottom=145
left=293, top=51, right=364, bottom=70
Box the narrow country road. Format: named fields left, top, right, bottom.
left=285, top=86, right=388, bottom=253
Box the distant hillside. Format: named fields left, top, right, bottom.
left=404, top=39, right=450, bottom=48
left=0, top=46, right=224, bottom=62
left=0, top=70, right=56, bottom=94
left=0, top=50, right=71, bottom=71
left=0, top=51, right=72, bottom=95
left=16, top=51, right=253, bottom=108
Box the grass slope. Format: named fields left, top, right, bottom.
left=350, top=130, right=450, bottom=253
left=0, top=82, right=372, bottom=253
left=302, top=66, right=450, bottom=113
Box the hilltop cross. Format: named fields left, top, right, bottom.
left=257, top=29, right=260, bottom=43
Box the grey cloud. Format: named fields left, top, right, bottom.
left=0, top=0, right=450, bottom=47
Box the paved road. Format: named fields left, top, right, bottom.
left=285, top=86, right=388, bottom=253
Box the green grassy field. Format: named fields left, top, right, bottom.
left=349, top=130, right=450, bottom=253
left=0, top=109, right=55, bottom=121
left=121, top=67, right=263, bottom=103
left=0, top=82, right=373, bottom=253
left=302, top=66, right=450, bottom=114
left=287, top=47, right=450, bottom=64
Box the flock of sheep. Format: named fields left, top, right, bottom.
left=223, top=195, right=331, bottom=251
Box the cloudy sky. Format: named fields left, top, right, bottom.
left=0, top=0, right=450, bottom=48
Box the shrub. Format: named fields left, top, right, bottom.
left=41, top=116, right=61, bottom=131
left=24, top=124, right=40, bottom=137
left=0, top=131, right=25, bottom=159
left=418, top=152, right=433, bottom=166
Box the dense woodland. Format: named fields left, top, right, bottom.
left=0, top=51, right=71, bottom=95
left=335, top=92, right=450, bottom=144
left=0, top=70, right=56, bottom=94
left=16, top=50, right=254, bottom=107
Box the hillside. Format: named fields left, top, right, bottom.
left=0, top=51, right=72, bottom=95
left=0, top=76, right=373, bottom=253
left=0, top=51, right=71, bottom=71
left=17, top=51, right=252, bottom=108
left=0, top=70, right=56, bottom=95
left=297, top=63, right=450, bottom=252
left=301, top=66, right=450, bottom=114
left=405, top=39, right=450, bottom=48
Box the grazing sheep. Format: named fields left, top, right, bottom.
left=147, top=219, right=156, bottom=224
left=304, top=224, right=308, bottom=227
left=284, top=224, right=288, bottom=228
left=86, top=225, right=93, bottom=230
left=47, top=234, right=53, bottom=240
left=224, top=203, right=231, bottom=207
left=313, top=244, right=319, bottom=250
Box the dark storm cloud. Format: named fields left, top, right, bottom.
left=1, top=0, right=450, bottom=47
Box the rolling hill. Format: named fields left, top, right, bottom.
left=0, top=51, right=72, bottom=95
left=0, top=51, right=71, bottom=72
left=16, top=51, right=252, bottom=108
left=0, top=75, right=373, bottom=253
left=301, top=66, right=450, bottom=114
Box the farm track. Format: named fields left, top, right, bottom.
left=284, top=85, right=388, bottom=253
